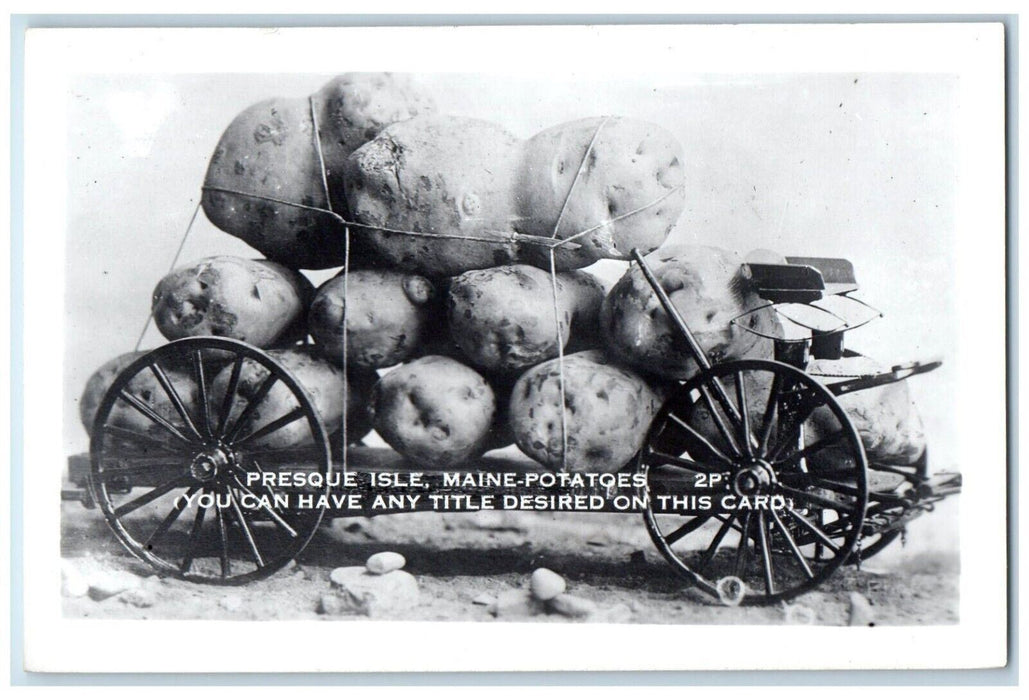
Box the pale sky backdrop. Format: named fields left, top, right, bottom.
left=65, top=71, right=958, bottom=479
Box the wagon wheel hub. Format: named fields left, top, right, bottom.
left=732, top=460, right=776, bottom=496
left=190, top=446, right=233, bottom=482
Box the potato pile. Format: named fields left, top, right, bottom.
left=344, top=114, right=686, bottom=276
left=81, top=73, right=927, bottom=477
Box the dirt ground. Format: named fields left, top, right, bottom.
left=61, top=494, right=959, bottom=625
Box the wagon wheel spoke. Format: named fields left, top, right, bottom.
left=756, top=512, right=775, bottom=594
left=90, top=338, right=333, bottom=585
left=149, top=362, right=205, bottom=443
left=112, top=474, right=194, bottom=518
left=223, top=373, right=279, bottom=443
left=144, top=485, right=199, bottom=548
left=767, top=390, right=826, bottom=463
left=216, top=500, right=232, bottom=578
left=768, top=506, right=814, bottom=579
left=708, top=374, right=749, bottom=433
left=100, top=424, right=187, bottom=456
left=756, top=372, right=785, bottom=457
left=699, top=513, right=737, bottom=572
left=734, top=371, right=754, bottom=457
left=229, top=471, right=299, bottom=538
left=215, top=355, right=245, bottom=438
left=663, top=518, right=704, bottom=546
left=666, top=413, right=735, bottom=467
left=243, top=458, right=301, bottom=517
left=774, top=430, right=847, bottom=467
left=191, top=349, right=213, bottom=439
left=639, top=359, right=866, bottom=604
left=233, top=407, right=306, bottom=450
left=697, top=383, right=742, bottom=456
left=786, top=507, right=841, bottom=553
left=179, top=489, right=208, bottom=574
left=733, top=511, right=753, bottom=578
left=116, top=389, right=198, bottom=448
left=227, top=488, right=265, bottom=568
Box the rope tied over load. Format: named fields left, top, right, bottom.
left=138, top=98, right=682, bottom=473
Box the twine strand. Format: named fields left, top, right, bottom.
left=134, top=200, right=202, bottom=352
left=548, top=249, right=569, bottom=472
left=550, top=117, right=611, bottom=241
left=308, top=94, right=349, bottom=473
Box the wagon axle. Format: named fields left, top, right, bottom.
left=189, top=447, right=236, bottom=482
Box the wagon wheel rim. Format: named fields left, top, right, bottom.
left=88, top=337, right=332, bottom=585
left=637, top=358, right=868, bottom=605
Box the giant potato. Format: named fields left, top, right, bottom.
left=446, top=265, right=603, bottom=374
left=601, top=245, right=780, bottom=380
left=516, top=117, right=686, bottom=269
left=202, top=74, right=435, bottom=269
left=509, top=350, right=662, bottom=473
left=152, top=256, right=313, bottom=347
left=345, top=114, right=686, bottom=277
left=201, top=97, right=345, bottom=269
left=209, top=346, right=364, bottom=450
left=344, top=115, right=523, bottom=277
left=309, top=269, right=440, bottom=369
left=372, top=355, right=496, bottom=467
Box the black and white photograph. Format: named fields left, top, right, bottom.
left=18, top=22, right=1008, bottom=673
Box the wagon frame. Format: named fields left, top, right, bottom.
left=65, top=246, right=959, bottom=607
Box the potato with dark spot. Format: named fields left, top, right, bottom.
left=309, top=269, right=439, bottom=369
left=516, top=117, right=686, bottom=269
left=344, top=115, right=524, bottom=277
left=152, top=256, right=313, bottom=347
left=372, top=356, right=495, bottom=467
left=79, top=351, right=199, bottom=445
left=209, top=346, right=369, bottom=450
left=601, top=245, right=780, bottom=380
left=202, top=74, right=435, bottom=269
left=446, top=265, right=601, bottom=374
left=201, top=96, right=346, bottom=270
left=345, top=114, right=685, bottom=276
left=509, top=350, right=662, bottom=473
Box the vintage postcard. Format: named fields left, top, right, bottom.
left=18, top=22, right=1007, bottom=672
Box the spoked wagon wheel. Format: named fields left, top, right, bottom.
left=637, top=359, right=868, bottom=605
left=88, top=337, right=332, bottom=585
